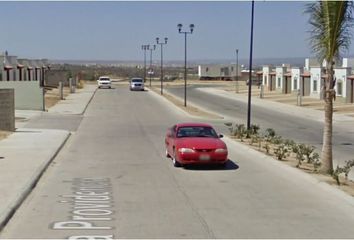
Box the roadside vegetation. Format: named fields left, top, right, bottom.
left=305, top=1, right=354, bottom=174
left=225, top=122, right=354, bottom=191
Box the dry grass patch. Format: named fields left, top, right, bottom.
left=44, top=87, right=71, bottom=110
left=0, top=130, right=12, bottom=141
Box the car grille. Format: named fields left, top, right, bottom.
left=195, top=149, right=213, bottom=152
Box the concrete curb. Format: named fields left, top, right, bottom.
left=146, top=87, right=224, bottom=120
left=82, top=86, right=98, bottom=115
left=0, top=129, right=71, bottom=230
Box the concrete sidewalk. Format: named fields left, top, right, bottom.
left=0, top=83, right=97, bottom=230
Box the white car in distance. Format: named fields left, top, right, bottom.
left=129, top=78, right=144, bottom=91
left=97, top=76, right=112, bottom=89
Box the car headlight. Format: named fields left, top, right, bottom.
left=215, top=148, right=228, bottom=153
left=178, top=148, right=195, bottom=153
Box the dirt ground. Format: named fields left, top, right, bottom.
left=0, top=131, right=12, bottom=141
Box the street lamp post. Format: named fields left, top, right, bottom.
left=236, top=49, right=239, bottom=93
left=148, top=44, right=156, bottom=87
left=247, top=0, right=255, bottom=130
left=141, top=45, right=149, bottom=82
left=156, top=37, right=168, bottom=95
left=177, top=23, right=195, bottom=107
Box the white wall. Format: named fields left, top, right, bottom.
left=291, top=68, right=301, bottom=91
left=310, top=67, right=322, bottom=98
left=334, top=68, right=350, bottom=98
left=275, top=66, right=286, bottom=90
left=0, top=82, right=44, bottom=110
left=262, top=66, right=270, bottom=86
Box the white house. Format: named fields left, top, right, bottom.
left=310, top=67, right=323, bottom=99
left=333, top=67, right=351, bottom=98
left=262, top=66, right=270, bottom=87
left=7, top=55, right=18, bottom=81
left=291, top=67, right=301, bottom=92
left=275, top=66, right=287, bottom=92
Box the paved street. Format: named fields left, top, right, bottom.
left=166, top=85, right=354, bottom=178
left=1, top=84, right=354, bottom=238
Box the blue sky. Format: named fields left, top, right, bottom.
left=0, top=1, right=353, bottom=61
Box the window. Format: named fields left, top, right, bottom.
left=206, top=67, right=209, bottom=72
left=177, top=126, right=218, bottom=138
left=337, top=81, right=343, bottom=95
left=277, top=77, right=281, bottom=87
left=313, top=79, right=318, bottom=92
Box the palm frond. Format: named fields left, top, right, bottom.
left=305, top=1, right=354, bottom=64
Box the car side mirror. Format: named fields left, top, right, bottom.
left=218, top=134, right=224, bottom=138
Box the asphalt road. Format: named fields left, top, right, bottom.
left=165, top=85, right=354, bottom=172
left=2, top=84, right=354, bottom=238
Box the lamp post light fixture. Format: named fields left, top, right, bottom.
left=178, top=23, right=195, bottom=107
left=141, top=45, right=149, bottom=82
left=148, top=44, right=156, bottom=87
left=156, top=37, right=168, bottom=95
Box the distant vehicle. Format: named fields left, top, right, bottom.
left=165, top=122, right=228, bottom=167
left=130, top=78, right=144, bottom=91
left=97, top=76, right=112, bottom=89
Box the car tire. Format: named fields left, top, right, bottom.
left=172, top=149, right=181, bottom=167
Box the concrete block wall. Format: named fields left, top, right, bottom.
left=0, top=89, right=15, bottom=131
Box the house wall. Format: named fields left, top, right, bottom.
left=0, top=81, right=44, bottom=110
left=0, top=56, right=7, bottom=81
left=310, top=67, right=322, bottom=99
left=334, top=68, right=350, bottom=98
left=7, top=56, right=18, bottom=81
left=262, top=66, right=270, bottom=86
left=291, top=68, right=301, bottom=92
left=275, top=66, right=286, bottom=91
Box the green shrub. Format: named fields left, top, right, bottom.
left=263, top=142, right=271, bottom=154
left=292, top=143, right=306, bottom=167
left=274, top=144, right=290, bottom=160
left=331, top=160, right=354, bottom=185
left=312, top=153, right=321, bottom=172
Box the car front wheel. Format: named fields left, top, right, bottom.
left=172, top=149, right=181, bottom=167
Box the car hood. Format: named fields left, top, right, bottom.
left=175, top=137, right=226, bottom=149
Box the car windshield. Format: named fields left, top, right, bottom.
left=132, top=79, right=143, bottom=83
left=176, top=126, right=218, bottom=138
left=99, top=78, right=110, bottom=81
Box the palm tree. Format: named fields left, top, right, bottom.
left=305, top=1, right=354, bottom=174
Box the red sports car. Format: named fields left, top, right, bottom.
left=165, top=122, right=228, bottom=167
